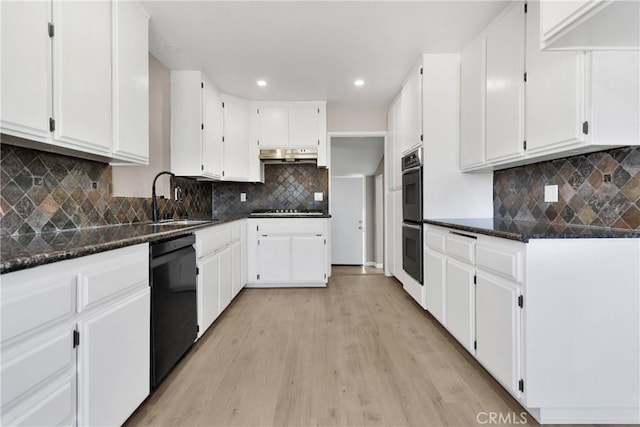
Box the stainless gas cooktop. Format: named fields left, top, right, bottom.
left=249, top=209, right=324, bottom=216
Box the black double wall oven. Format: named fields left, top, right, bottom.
left=401, top=147, right=423, bottom=284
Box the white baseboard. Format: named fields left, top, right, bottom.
left=375, top=263, right=383, bottom=269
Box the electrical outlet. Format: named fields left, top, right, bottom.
left=544, top=185, right=558, bottom=202
left=314, top=192, right=323, bottom=201
left=240, top=193, right=247, bottom=202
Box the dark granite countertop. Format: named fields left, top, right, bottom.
left=0, top=214, right=247, bottom=274
left=424, top=218, right=640, bottom=243
left=247, top=213, right=332, bottom=219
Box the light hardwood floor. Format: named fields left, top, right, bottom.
left=126, top=267, right=535, bottom=427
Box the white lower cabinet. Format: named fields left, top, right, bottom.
left=195, top=220, right=246, bottom=339
left=0, top=243, right=150, bottom=427
left=257, top=235, right=292, bottom=283
left=247, top=218, right=329, bottom=287
left=291, top=235, right=326, bottom=283
left=445, top=258, right=475, bottom=353
left=475, top=272, right=521, bottom=396
left=424, top=224, right=640, bottom=424
left=76, top=288, right=150, bottom=427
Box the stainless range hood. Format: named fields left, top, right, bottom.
left=259, top=148, right=317, bottom=163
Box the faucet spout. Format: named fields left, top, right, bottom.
left=151, top=171, right=175, bottom=223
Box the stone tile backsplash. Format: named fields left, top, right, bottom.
left=212, top=163, right=328, bottom=215
left=494, top=146, right=640, bottom=229
left=0, top=141, right=212, bottom=236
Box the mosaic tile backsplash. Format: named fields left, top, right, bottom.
left=212, top=163, right=328, bottom=215
left=494, top=146, right=640, bottom=229
left=0, top=142, right=212, bottom=236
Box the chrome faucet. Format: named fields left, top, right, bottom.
left=151, top=171, right=175, bottom=223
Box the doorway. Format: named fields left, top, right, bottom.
left=328, top=133, right=385, bottom=268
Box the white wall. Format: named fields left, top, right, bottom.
left=327, top=106, right=387, bottom=132
left=112, top=54, right=172, bottom=198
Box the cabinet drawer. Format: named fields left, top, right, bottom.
left=77, top=245, right=149, bottom=312
left=196, top=226, right=232, bottom=257
left=476, top=244, right=522, bottom=282
left=231, top=221, right=242, bottom=241
left=446, top=233, right=476, bottom=263
left=254, top=219, right=326, bottom=235
left=1, top=330, right=74, bottom=407
left=6, top=380, right=74, bottom=427
left=425, top=231, right=446, bottom=252
left=1, top=273, right=75, bottom=343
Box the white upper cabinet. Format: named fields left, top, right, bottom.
left=485, top=1, right=525, bottom=164
left=257, top=106, right=289, bottom=148
left=400, top=62, right=423, bottom=154
left=540, top=0, right=640, bottom=50
left=0, top=0, right=52, bottom=142
left=170, top=71, right=223, bottom=179
left=460, top=0, right=639, bottom=172
left=289, top=104, right=321, bottom=148
left=460, top=35, right=487, bottom=170
left=392, top=94, right=403, bottom=189
left=525, top=1, right=587, bottom=155
left=222, top=96, right=250, bottom=181
left=203, top=79, right=224, bottom=178
left=53, top=0, right=112, bottom=155
left=255, top=102, right=327, bottom=154
left=111, top=1, right=149, bottom=164
left=0, top=0, right=151, bottom=164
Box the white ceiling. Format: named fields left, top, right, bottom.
left=141, top=1, right=507, bottom=109
left=331, top=137, right=384, bottom=176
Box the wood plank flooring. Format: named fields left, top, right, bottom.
left=126, top=267, right=535, bottom=427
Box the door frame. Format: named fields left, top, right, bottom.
left=330, top=175, right=366, bottom=265
left=327, top=131, right=387, bottom=268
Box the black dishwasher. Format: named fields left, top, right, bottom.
left=150, top=234, right=197, bottom=389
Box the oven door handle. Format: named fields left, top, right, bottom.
left=402, top=166, right=422, bottom=174
left=402, top=222, right=422, bottom=230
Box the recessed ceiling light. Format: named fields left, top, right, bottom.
left=257, top=80, right=267, bottom=87
left=354, top=79, right=365, bottom=87
left=164, top=43, right=181, bottom=53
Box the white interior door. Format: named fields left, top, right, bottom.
left=331, top=176, right=364, bottom=265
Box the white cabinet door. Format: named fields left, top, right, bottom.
left=197, top=253, right=220, bottom=337
left=445, top=259, right=475, bottom=353
left=223, top=98, right=250, bottom=180
left=53, top=0, right=112, bottom=154
left=202, top=78, right=223, bottom=178
left=77, top=288, right=150, bottom=427
left=257, top=236, right=291, bottom=283
left=476, top=273, right=520, bottom=396
left=425, top=248, right=446, bottom=326
left=291, top=235, right=326, bottom=282
left=231, top=241, right=242, bottom=298
left=393, top=191, right=404, bottom=282
left=219, top=247, right=233, bottom=313
left=289, top=104, right=320, bottom=148
left=400, top=63, right=422, bottom=152
left=112, top=1, right=149, bottom=164
left=258, top=106, right=288, bottom=148
left=485, top=2, right=525, bottom=163
left=526, top=1, right=586, bottom=155
left=460, top=35, right=487, bottom=169
left=392, top=96, right=404, bottom=189
left=0, top=0, right=52, bottom=142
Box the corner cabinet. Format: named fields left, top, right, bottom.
left=170, top=71, right=224, bottom=180
left=540, top=0, right=640, bottom=50
left=246, top=218, right=329, bottom=287
left=222, top=96, right=262, bottom=182
left=459, top=0, right=639, bottom=172
left=0, top=244, right=150, bottom=427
